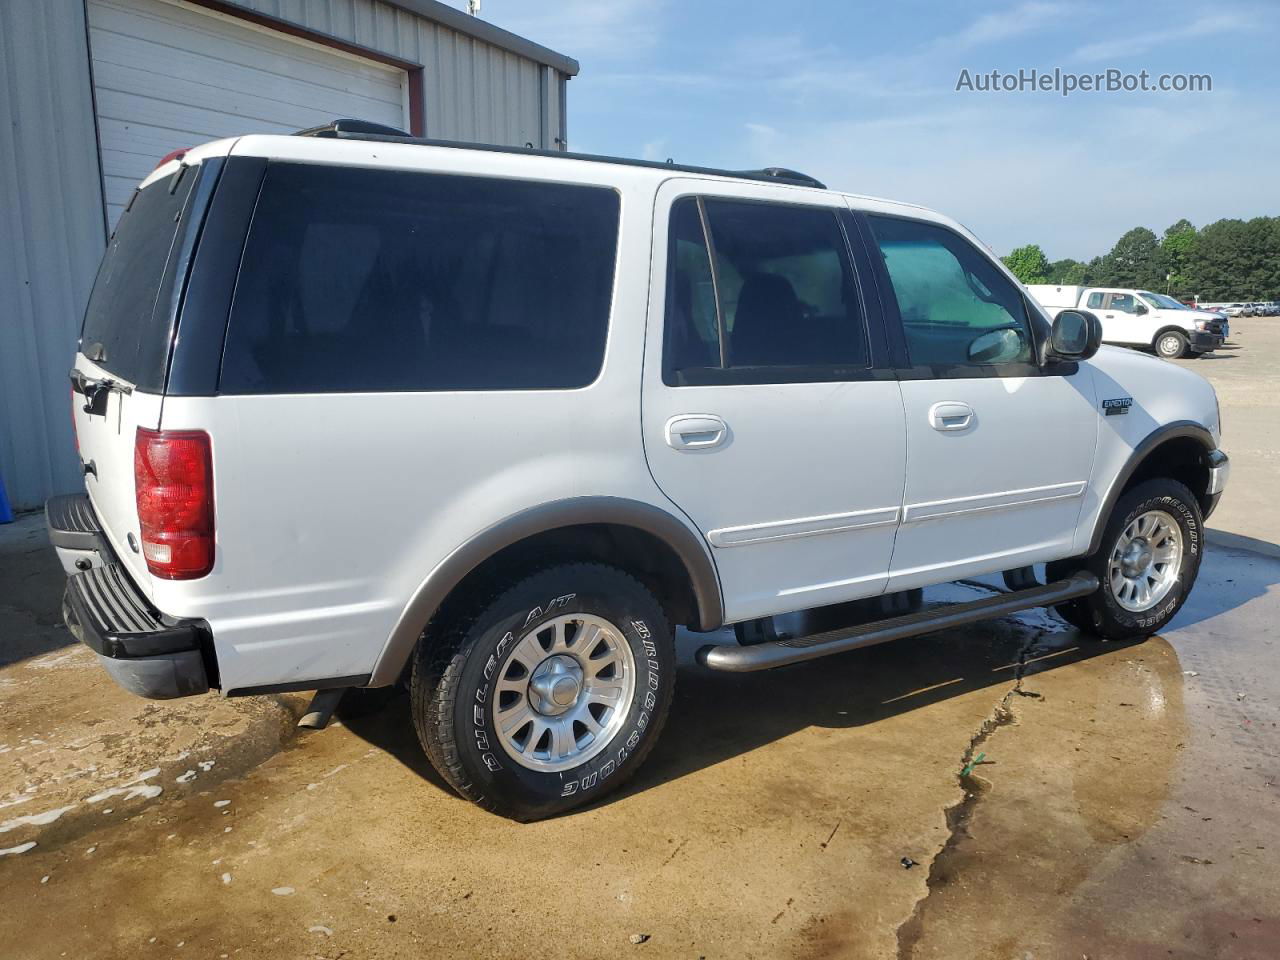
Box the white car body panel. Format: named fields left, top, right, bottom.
left=1069, top=345, right=1221, bottom=556
left=640, top=177, right=908, bottom=623
left=886, top=372, right=1098, bottom=590
left=70, top=356, right=162, bottom=597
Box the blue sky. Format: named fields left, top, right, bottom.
left=459, top=0, right=1278, bottom=261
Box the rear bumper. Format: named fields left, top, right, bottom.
left=47, top=494, right=213, bottom=699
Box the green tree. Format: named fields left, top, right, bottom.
left=1161, top=219, right=1196, bottom=296
left=1102, top=227, right=1168, bottom=290
left=1001, top=244, right=1051, bottom=283
left=1182, top=218, right=1280, bottom=300
left=1048, top=258, right=1087, bottom=285
left=1085, top=254, right=1109, bottom=287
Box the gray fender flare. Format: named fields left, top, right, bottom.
left=1086, top=420, right=1216, bottom=555
left=368, top=497, right=723, bottom=686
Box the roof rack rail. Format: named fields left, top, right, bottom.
left=296, top=118, right=410, bottom=139
left=293, top=119, right=826, bottom=190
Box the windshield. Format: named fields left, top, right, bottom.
left=81, top=165, right=200, bottom=388
left=1139, top=291, right=1186, bottom=309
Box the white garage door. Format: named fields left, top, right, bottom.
left=88, top=0, right=408, bottom=225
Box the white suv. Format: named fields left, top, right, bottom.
left=48, top=121, right=1229, bottom=820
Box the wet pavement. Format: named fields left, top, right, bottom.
left=2, top=507, right=1276, bottom=959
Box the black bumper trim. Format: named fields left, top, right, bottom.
left=46, top=493, right=106, bottom=551
left=64, top=564, right=205, bottom=660
left=1190, top=331, right=1219, bottom=351
left=225, top=674, right=373, bottom=697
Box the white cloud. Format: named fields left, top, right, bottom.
left=640, top=138, right=667, bottom=161
left=1073, top=11, right=1252, bottom=61
left=477, top=0, right=665, bottom=59
left=945, top=1, right=1074, bottom=49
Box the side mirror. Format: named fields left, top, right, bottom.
left=1135, top=303, right=1149, bottom=316
left=1048, top=309, right=1103, bottom=362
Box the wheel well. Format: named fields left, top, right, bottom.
left=435, top=523, right=701, bottom=632
left=1121, top=436, right=1212, bottom=514
left=1152, top=326, right=1189, bottom=347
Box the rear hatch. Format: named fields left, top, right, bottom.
left=71, top=158, right=220, bottom=596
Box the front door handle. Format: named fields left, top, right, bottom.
left=928, top=401, right=974, bottom=432
left=666, top=414, right=728, bottom=450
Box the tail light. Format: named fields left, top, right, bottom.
left=155, top=148, right=189, bottom=169
left=134, top=428, right=214, bottom=579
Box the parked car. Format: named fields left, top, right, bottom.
left=47, top=122, right=1229, bottom=820
left=1027, top=285, right=1227, bottom=358
left=1223, top=303, right=1248, bottom=317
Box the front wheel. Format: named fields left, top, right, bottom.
left=1155, top=330, right=1189, bottom=359
left=1048, top=478, right=1203, bottom=640
left=411, top=563, right=674, bottom=820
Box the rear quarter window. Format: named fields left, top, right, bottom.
left=81, top=165, right=202, bottom=389
left=220, top=163, right=621, bottom=394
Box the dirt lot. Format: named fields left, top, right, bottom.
left=1, top=322, right=1277, bottom=959
left=1171, top=317, right=1280, bottom=550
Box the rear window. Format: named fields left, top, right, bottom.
left=220, top=163, right=621, bottom=394
left=81, top=166, right=201, bottom=389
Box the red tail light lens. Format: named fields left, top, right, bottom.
left=134, top=428, right=214, bottom=579
left=155, top=148, right=189, bottom=169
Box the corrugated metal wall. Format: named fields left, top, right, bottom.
left=0, top=0, right=568, bottom=511
left=234, top=0, right=567, bottom=147
left=0, top=0, right=108, bottom=511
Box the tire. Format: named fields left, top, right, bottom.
left=410, top=563, right=674, bottom=821
left=1047, top=478, right=1203, bottom=640
left=1155, top=330, right=1188, bottom=359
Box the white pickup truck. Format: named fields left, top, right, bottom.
left=1028, top=285, right=1228, bottom=359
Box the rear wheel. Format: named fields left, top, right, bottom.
left=1155, top=330, right=1189, bottom=359
left=411, top=563, right=674, bottom=821
left=1048, top=478, right=1203, bottom=639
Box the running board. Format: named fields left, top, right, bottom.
left=696, top=573, right=1099, bottom=673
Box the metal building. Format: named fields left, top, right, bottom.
left=0, top=0, right=577, bottom=510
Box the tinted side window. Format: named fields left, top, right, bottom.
left=221, top=163, right=620, bottom=393
left=663, top=198, right=868, bottom=384
left=867, top=215, right=1033, bottom=368
left=81, top=165, right=201, bottom=389
left=1106, top=293, right=1136, bottom=313
left=663, top=198, right=722, bottom=380
left=706, top=200, right=867, bottom=371
left=1086, top=291, right=1105, bottom=309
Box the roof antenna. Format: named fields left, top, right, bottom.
left=467, top=0, right=480, bottom=14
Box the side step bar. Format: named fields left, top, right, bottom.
left=697, top=573, right=1099, bottom=673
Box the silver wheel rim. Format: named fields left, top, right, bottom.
left=492, top=613, right=636, bottom=773
left=1108, top=509, right=1183, bottom=612
left=1159, top=335, right=1181, bottom=356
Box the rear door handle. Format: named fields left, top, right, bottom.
left=666, top=414, right=728, bottom=450
left=928, top=401, right=974, bottom=432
